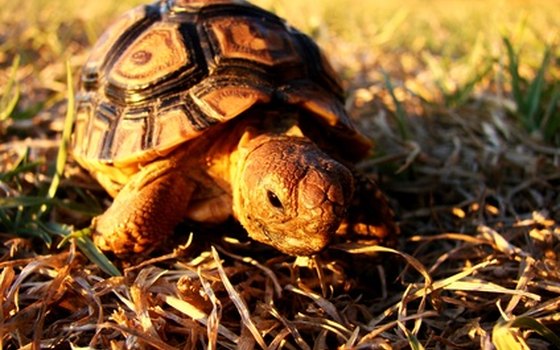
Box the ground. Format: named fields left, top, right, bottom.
left=0, top=0, right=559, bottom=349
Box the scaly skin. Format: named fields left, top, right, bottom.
left=92, top=154, right=196, bottom=254
left=90, top=115, right=395, bottom=256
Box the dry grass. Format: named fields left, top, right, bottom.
left=1, top=0, right=559, bottom=348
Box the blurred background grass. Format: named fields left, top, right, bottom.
left=1, top=0, right=558, bottom=140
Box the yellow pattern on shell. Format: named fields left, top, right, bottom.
left=192, top=85, right=270, bottom=121
left=109, top=23, right=188, bottom=89
left=85, top=5, right=146, bottom=72
left=208, top=17, right=299, bottom=66
left=152, top=108, right=203, bottom=151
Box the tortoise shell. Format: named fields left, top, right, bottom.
left=72, top=0, right=371, bottom=171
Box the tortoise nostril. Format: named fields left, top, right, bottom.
left=267, top=190, right=284, bottom=210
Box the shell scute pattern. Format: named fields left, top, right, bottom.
left=108, top=22, right=189, bottom=91
left=205, top=16, right=300, bottom=67
left=111, top=110, right=149, bottom=161
left=82, top=5, right=148, bottom=87
left=73, top=0, right=364, bottom=169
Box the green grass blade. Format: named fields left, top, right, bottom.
left=0, top=195, right=101, bottom=217
left=0, top=196, right=59, bottom=208
left=502, top=37, right=555, bottom=134
left=383, top=71, right=410, bottom=140
left=406, top=332, right=424, bottom=350
left=0, top=209, right=14, bottom=230
left=493, top=316, right=560, bottom=349
left=524, top=48, right=551, bottom=130
left=0, top=160, right=41, bottom=182
left=448, top=63, right=493, bottom=107
left=18, top=225, right=52, bottom=245
left=75, top=234, right=122, bottom=277
left=58, top=227, right=121, bottom=276
left=0, top=55, right=20, bottom=121
left=421, top=51, right=448, bottom=97
left=375, top=8, right=409, bottom=45
left=41, top=60, right=75, bottom=215
left=492, top=325, right=528, bottom=350
left=37, top=62, right=119, bottom=276
left=541, top=84, right=560, bottom=141
left=503, top=38, right=525, bottom=118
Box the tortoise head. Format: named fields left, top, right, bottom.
left=233, top=134, right=354, bottom=256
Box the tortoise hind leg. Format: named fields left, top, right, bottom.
left=337, top=173, right=399, bottom=247
left=92, top=157, right=196, bottom=255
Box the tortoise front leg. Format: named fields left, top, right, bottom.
left=92, top=157, right=196, bottom=255
left=336, top=173, right=399, bottom=247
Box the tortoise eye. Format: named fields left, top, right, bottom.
left=267, top=190, right=283, bottom=210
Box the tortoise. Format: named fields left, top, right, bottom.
left=72, top=0, right=397, bottom=256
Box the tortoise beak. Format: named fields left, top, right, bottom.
left=261, top=227, right=332, bottom=256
